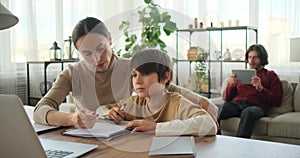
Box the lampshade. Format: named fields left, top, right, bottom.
left=290, top=37, right=300, bottom=62
left=0, top=3, right=19, bottom=30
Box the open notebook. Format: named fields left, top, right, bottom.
left=63, top=121, right=131, bottom=141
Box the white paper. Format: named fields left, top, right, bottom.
left=63, top=121, right=130, bottom=140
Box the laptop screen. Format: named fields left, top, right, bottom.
left=0, top=94, right=97, bottom=158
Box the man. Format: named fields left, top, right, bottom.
left=218, top=44, right=283, bottom=138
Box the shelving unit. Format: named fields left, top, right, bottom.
left=175, top=26, right=258, bottom=98
left=26, top=60, right=78, bottom=105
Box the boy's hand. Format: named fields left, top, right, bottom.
left=125, top=119, right=156, bottom=134
left=106, top=107, right=126, bottom=124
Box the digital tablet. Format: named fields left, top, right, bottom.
left=232, top=69, right=256, bottom=84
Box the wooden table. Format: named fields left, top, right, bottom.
left=38, top=128, right=300, bottom=158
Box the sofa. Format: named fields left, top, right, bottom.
left=210, top=80, right=300, bottom=145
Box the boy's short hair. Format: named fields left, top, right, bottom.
left=130, top=48, right=173, bottom=86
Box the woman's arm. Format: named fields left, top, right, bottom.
left=46, top=109, right=97, bottom=129
left=33, top=69, right=72, bottom=125
left=168, top=83, right=218, bottom=122
left=155, top=96, right=217, bottom=136
left=155, top=115, right=217, bottom=136
left=124, top=97, right=217, bottom=136
left=124, top=114, right=216, bottom=136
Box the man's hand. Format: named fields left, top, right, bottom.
left=228, top=73, right=239, bottom=87
left=72, top=109, right=98, bottom=129
left=125, top=120, right=156, bottom=134
left=106, top=107, right=126, bottom=124
left=251, top=76, right=263, bottom=92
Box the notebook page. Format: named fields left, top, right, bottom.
left=63, top=121, right=129, bottom=140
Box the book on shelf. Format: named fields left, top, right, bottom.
left=62, top=121, right=130, bottom=141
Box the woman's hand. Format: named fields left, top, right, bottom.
left=106, top=107, right=126, bottom=124
left=72, top=109, right=98, bottom=129
left=251, top=75, right=263, bottom=92
left=125, top=120, right=156, bottom=134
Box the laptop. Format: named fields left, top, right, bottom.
left=24, top=105, right=61, bottom=133
left=0, top=94, right=98, bottom=158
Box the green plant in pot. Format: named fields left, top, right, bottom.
left=117, top=0, right=177, bottom=58
left=194, top=51, right=209, bottom=92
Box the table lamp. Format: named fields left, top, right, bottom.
left=290, top=37, right=300, bottom=82
left=0, top=2, right=19, bottom=30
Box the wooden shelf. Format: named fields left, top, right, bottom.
left=177, top=26, right=258, bottom=32
left=175, top=26, right=258, bottom=98
left=27, top=60, right=78, bottom=105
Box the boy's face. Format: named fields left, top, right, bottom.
left=131, top=70, right=169, bottom=98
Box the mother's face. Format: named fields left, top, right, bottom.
left=76, top=33, right=113, bottom=71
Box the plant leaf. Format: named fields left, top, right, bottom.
left=158, top=39, right=166, bottom=49
left=122, top=53, right=132, bottom=58
left=130, top=34, right=137, bottom=43
left=125, top=44, right=133, bottom=51
left=161, top=12, right=171, bottom=22
left=144, top=0, right=152, bottom=4
left=163, top=21, right=177, bottom=35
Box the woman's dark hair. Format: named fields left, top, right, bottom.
left=72, top=17, right=110, bottom=49
left=245, top=44, right=269, bottom=66
left=130, top=49, right=173, bottom=87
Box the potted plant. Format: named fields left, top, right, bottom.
left=117, top=0, right=177, bottom=58
left=194, top=51, right=209, bottom=92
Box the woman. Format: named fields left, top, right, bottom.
left=33, top=17, right=218, bottom=129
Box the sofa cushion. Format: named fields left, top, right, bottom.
left=220, top=118, right=240, bottom=133
left=268, top=112, right=300, bottom=139
left=294, top=84, right=300, bottom=112
left=268, top=80, right=293, bottom=115
left=220, top=117, right=272, bottom=136
left=252, top=117, right=273, bottom=135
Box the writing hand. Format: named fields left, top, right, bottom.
left=125, top=120, right=156, bottom=134
left=72, top=109, right=98, bottom=129
left=106, top=106, right=127, bottom=124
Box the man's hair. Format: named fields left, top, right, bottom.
left=130, top=49, right=173, bottom=87
left=72, top=17, right=110, bottom=49
left=245, top=44, right=269, bottom=66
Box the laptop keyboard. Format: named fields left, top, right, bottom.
left=45, top=149, right=74, bottom=158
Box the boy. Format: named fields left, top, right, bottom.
left=105, top=48, right=217, bottom=136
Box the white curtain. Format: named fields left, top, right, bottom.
left=258, top=0, right=300, bottom=81
left=0, top=0, right=299, bottom=104
left=0, top=0, right=19, bottom=100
